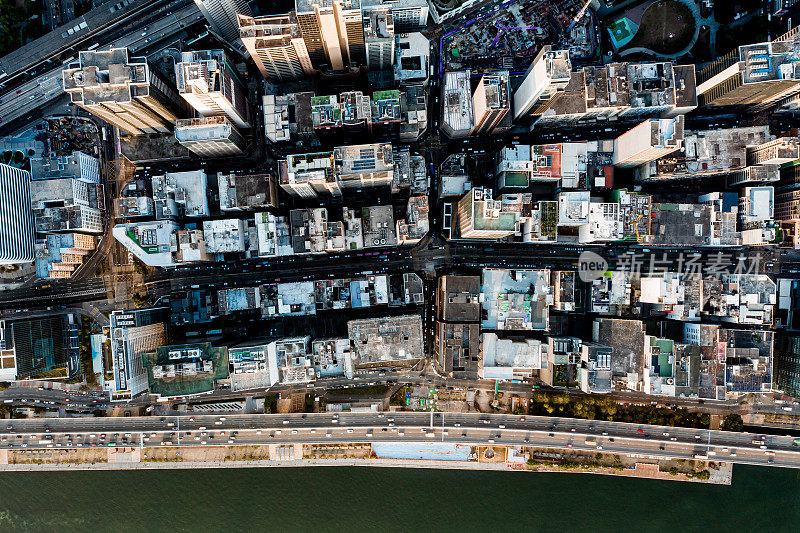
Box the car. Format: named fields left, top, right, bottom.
left=566, top=443, right=573, bottom=448
left=662, top=432, right=670, bottom=437
left=570, top=428, right=576, bottom=432
left=637, top=429, right=644, bottom=434
left=454, top=423, right=461, bottom=427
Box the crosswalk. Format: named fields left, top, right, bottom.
left=187, top=402, right=243, bottom=412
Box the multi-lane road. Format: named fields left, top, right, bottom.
left=0, top=240, right=771, bottom=312
left=0, top=0, right=202, bottom=132
left=2, top=413, right=799, bottom=469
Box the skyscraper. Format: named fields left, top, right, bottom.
left=363, top=2, right=394, bottom=70
left=193, top=0, right=252, bottom=43
left=0, top=163, right=35, bottom=264
left=295, top=0, right=346, bottom=70
left=175, top=50, right=250, bottom=128
left=238, top=13, right=314, bottom=80
left=471, top=72, right=510, bottom=135
left=295, top=0, right=367, bottom=71
left=63, top=48, right=188, bottom=135
left=697, top=27, right=800, bottom=111
left=109, top=309, right=168, bottom=401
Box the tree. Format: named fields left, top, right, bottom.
left=721, top=413, right=744, bottom=432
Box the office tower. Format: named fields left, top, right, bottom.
left=386, top=0, right=427, bottom=32
left=63, top=48, right=187, bottom=135
left=342, top=1, right=367, bottom=66
left=363, top=2, right=394, bottom=69
left=295, top=0, right=366, bottom=71
left=175, top=116, right=247, bottom=157
left=175, top=50, right=250, bottom=129
left=0, top=164, right=35, bottom=264
left=109, top=309, right=167, bottom=401
left=471, top=72, right=510, bottom=135
left=295, top=0, right=342, bottom=70
left=513, top=46, right=573, bottom=121
left=776, top=331, right=800, bottom=398
left=697, top=27, right=800, bottom=111
left=238, top=13, right=314, bottom=80
left=193, top=0, right=251, bottom=43
left=612, top=117, right=684, bottom=167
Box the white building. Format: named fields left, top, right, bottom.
left=612, top=117, right=684, bottom=167
left=479, top=333, right=546, bottom=380
left=175, top=50, right=250, bottom=128
left=513, top=46, right=572, bottom=120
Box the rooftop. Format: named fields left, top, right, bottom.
left=202, top=219, right=246, bottom=253
left=442, top=71, right=474, bottom=135
left=438, top=275, right=481, bottom=322
left=348, top=314, right=424, bottom=366
left=481, top=268, right=550, bottom=330
left=218, top=173, right=277, bottom=211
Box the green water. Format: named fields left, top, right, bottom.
left=0, top=466, right=798, bottom=532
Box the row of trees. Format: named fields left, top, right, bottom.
left=528, top=392, right=711, bottom=429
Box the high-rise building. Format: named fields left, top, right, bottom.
left=612, top=117, right=684, bottom=167
left=776, top=331, right=800, bottom=398
left=193, top=0, right=251, bottom=43
left=342, top=0, right=367, bottom=66
left=441, top=70, right=474, bottom=138
left=175, top=116, right=247, bottom=157
left=0, top=164, right=35, bottom=264
left=109, top=309, right=168, bottom=401
left=697, top=27, right=800, bottom=111
left=514, top=54, right=698, bottom=127
left=363, top=2, right=394, bottom=70
left=456, top=187, right=519, bottom=239
left=295, top=0, right=346, bottom=70
left=238, top=13, right=314, bottom=80
left=385, top=0, right=427, bottom=32
left=471, top=72, right=510, bottom=135
left=513, top=46, right=572, bottom=121
left=334, top=142, right=394, bottom=191
left=63, top=48, right=187, bottom=135
left=175, top=50, right=250, bottom=129
left=279, top=150, right=341, bottom=198
left=295, top=0, right=372, bottom=71
left=279, top=142, right=394, bottom=197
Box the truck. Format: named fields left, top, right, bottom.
left=584, top=438, right=597, bottom=447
